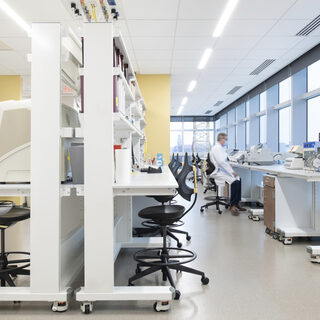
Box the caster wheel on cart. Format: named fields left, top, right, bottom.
left=51, top=301, right=68, bottom=312
left=177, top=242, right=183, bottom=248
left=174, top=290, right=181, bottom=300
left=153, top=301, right=170, bottom=312
left=186, top=235, right=191, bottom=241
left=201, top=276, right=209, bottom=285
left=248, top=215, right=252, bottom=219
left=80, top=302, right=93, bottom=314
left=273, top=234, right=278, bottom=240
left=265, top=228, right=270, bottom=235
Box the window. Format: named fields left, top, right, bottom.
left=279, top=106, right=292, bottom=152
left=170, top=131, right=182, bottom=153
left=307, top=96, right=320, bottom=142
left=307, top=60, right=320, bottom=92
left=260, top=91, right=267, bottom=112
left=170, top=122, right=182, bottom=130
left=246, top=121, right=250, bottom=149
left=259, top=115, right=267, bottom=144
left=279, top=77, right=292, bottom=103
left=184, top=122, right=193, bottom=130
left=183, top=131, right=193, bottom=153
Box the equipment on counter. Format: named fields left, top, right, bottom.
left=283, top=145, right=304, bottom=170
left=246, top=144, right=274, bottom=165
left=0, top=100, right=81, bottom=183
left=303, top=141, right=320, bottom=172
left=228, top=149, right=248, bottom=164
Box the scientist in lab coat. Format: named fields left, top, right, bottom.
left=210, top=132, right=246, bottom=215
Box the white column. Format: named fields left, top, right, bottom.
left=31, top=23, right=62, bottom=292
left=84, top=22, right=114, bottom=292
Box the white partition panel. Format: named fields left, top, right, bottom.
left=83, top=22, right=114, bottom=292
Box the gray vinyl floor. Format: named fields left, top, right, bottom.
left=2, top=186, right=320, bottom=319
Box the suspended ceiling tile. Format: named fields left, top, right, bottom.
left=0, top=37, right=31, bottom=52
left=172, top=50, right=203, bottom=61
left=176, top=20, right=217, bottom=38
left=174, top=37, right=215, bottom=51
left=267, top=19, right=314, bottom=36
left=126, top=20, right=176, bottom=37
left=134, top=50, right=172, bottom=60
left=254, top=36, right=304, bottom=50
left=214, top=36, right=261, bottom=50
left=131, top=37, right=174, bottom=51
left=282, top=0, right=320, bottom=19
left=118, top=0, right=179, bottom=20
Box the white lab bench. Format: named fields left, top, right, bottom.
left=76, top=166, right=178, bottom=305
left=231, top=162, right=320, bottom=242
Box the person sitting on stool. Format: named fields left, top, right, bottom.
left=210, top=132, right=246, bottom=216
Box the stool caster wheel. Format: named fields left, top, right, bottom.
left=186, top=235, right=191, bottom=241
left=201, top=276, right=209, bottom=285
left=225, top=205, right=228, bottom=209
left=177, top=242, right=182, bottom=248
left=51, top=301, right=68, bottom=312
left=128, top=282, right=135, bottom=286
left=135, top=267, right=141, bottom=274
left=153, top=300, right=170, bottom=312
left=13, top=301, right=21, bottom=304
left=80, top=302, right=93, bottom=314
left=200, top=208, right=204, bottom=212
left=218, top=210, right=222, bottom=214
left=174, top=290, right=181, bottom=300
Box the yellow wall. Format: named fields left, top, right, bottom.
left=136, top=74, right=170, bottom=164
left=0, top=75, right=23, bottom=205
left=0, top=76, right=22, bottom=102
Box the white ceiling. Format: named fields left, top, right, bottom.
left=116, top=0, right=320, bottom=116
left=0, top=0, right=320, bottom=116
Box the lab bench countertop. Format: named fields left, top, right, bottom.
left=230, top=162, right=320, bottom=181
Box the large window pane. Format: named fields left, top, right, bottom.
left=260, top=91, right=267, bottom=112
left=259, top=115, right=267, bottom=144
left=184, top=122, right=193, bottom=130
left=308, top=60, right=320, bottom=92
left=183, top=131, right=193, bottom=153
left=170, top=122, right=182, bottom=130
left=307, top=96, right=320, bottom=142
left=279, top=77, right=292, bottom=103
left=170, top=131, right=183, bottom=153
left=279, top=106, right=292, bottom=152
left=246, top=121, right=250, bottom=149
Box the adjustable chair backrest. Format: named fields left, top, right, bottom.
left=177, top=152, right=195, bottom=201
left=206, top=153, right=216, bottom=176
left=171, top=154, right=182, bottom=180
left=168, top=153, right=176, bottom=170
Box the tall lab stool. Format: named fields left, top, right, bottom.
left=0, top=206, right=30, bottom=287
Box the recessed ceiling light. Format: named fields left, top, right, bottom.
left=177, top=106, right=184, bottom=115
left=213, top=0, right=239, bottom=38
left=181, top=97, right=188, bottom=105
left=0, top=0, right=31, bottom=36
left=187, top=80, right=197, bottom=92
left=198, top=49, right=213, bottom=70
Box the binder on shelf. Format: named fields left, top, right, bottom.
left=113, top=75, right=119, bottom=112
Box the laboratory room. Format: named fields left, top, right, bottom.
left=2, top=0, right=320, bottom=319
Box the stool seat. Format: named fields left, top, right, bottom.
left=138, top=205, right=185, bottom=225
left=0, top=208, right=30, bottom=227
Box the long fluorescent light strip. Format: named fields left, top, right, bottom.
left=181, top=97, right=188, bottom=105
left=0, top=0, right=31, bottom=35
left=177, top=106, right=184, bottom=115
left=188, top=80, right=197, bottom=92
left=198, top=49, right=213, bottom=70
left=213, top=0, right=239, bottom=37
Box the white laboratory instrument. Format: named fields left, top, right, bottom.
left=248, top=208, right=264, bottom=221
left=228, top=150, right=248, bottom=164
left=306, top=246, right=320, bottom=263
left=0, top=100, right=80, bottom=183
left=283, top=145, right=304, bottom=169
left=246, top=144, right=274, bottom=165
left=303, top=141, right=320, bottom=172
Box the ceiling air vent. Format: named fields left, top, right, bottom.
left=204, top=110, right=212, bottom=114
left=250, top=59, right=276, bottom=75
left=213, top=100, right=223, bottom=106
left=0, top=41, right=12, bottom=51
left=227, top=86, right=242, bottom=95
left=296, top=14, right=320, bottom=36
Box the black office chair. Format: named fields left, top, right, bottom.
left=168, top=153, right=176, bottom=170
left=200, top=153, right=229, bottom=214
left=128, top=158, right=209, bottom=300
left=171, top=153, right=182, bottom=178
left=203, top=153, right=216, bottom=194
left=0, top=202, right=30, bottom=287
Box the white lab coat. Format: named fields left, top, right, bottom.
left=210, top=143, right=238, bottom=185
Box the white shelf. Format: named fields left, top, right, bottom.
left=278, top=227, right=320, bottom=237
left=60, top=127, right=74, bottom=138
left=113, top=113, right=142, bottom=137
left=113, top=67, right=135, bottom=102
left=131, top=103, right=143, bottom=118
